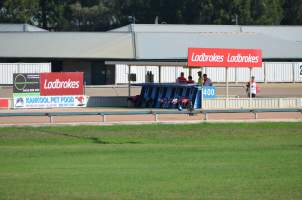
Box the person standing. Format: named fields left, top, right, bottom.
left=197, top=71, right=203, bottom=85
left=176, top=72, right=187, bottom=84
left=203, top=74, right=213, bottom=86
left=246, top=76, right=257, bottom=98
left=187, top=75, right=194, bottom=84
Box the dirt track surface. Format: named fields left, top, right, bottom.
left=0, top=107, right=301, bottom=126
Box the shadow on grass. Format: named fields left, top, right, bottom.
left=39, top=130, right=141, bottom=145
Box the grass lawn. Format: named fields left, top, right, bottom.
left=0, top=122, right=301, bottom=200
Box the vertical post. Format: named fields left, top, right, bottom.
left=264, top=62, right=267, bottom=84
left=189, top=67, right=192, bottom=76
left=101, top=114, right=106, bottom=122
left=254, top=112, right=258, bottom=120
left=204, top=112, right=208, bottom=121
left=159, top=66, right=162, bottom=83
left=235, top=67, right=238, bottom=84
left=249, top=67, right=252, bottom=99
left=128, top=65, right=131, bottom=97
left=49, top=114, right=53, bottom=124
left=292, top=62, right=296, bottom=84
left=154, top=113, right=159, bottom=122
left=226, top=67, right=229, bottom=99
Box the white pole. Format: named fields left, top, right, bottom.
left=226, top=67, right=229, bottom=99
left=249, top=67, right=252, bottom=99
left=159, top=66, right=162, bottom=83
left=128, top=65, right=131, bottom=97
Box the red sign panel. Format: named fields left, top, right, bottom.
left=40, top=72, right=84, bottom=96
left=0, top=99, right=9, bottom=108
left=188, top=48, right=262, bottom=67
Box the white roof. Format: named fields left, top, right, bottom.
left=0, top=24, right=47, bottom=32
left=0, top=32, right=134, bottom=59
left=135, top=32, right=302, bottom=59
left=0, top=24, right=302, bottom=60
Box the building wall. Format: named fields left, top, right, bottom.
left=0, top=63, right=51, bottom=84
left=115, top=62, right=302, bottom=84
left=62, top=61, right=92, bottom=85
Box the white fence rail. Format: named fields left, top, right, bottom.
left=202, top=98, right=302, bottom=110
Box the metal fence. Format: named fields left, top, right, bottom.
left=0, top=109, right=301, bottom=125
left=202, top=98, right=302, bottom=109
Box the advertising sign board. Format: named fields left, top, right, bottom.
left=188, top=48, right=262, bottom=67
left=202, top=86, right=216, bottom=99
left=40, top=72, right=84, bottom=96
left=13, top=73, right=40, bottom=94
left=13, top=95, right=87, bottom=108
left=13, top=72, right=87, bottom=109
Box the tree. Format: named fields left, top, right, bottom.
left=282, top=0, right=302, bottom=25
left=0, top=0, right=39, bottom=24
left=250, top=0, right=283, bottom=24
left=36, top=0, right=70, bottom=30
left=68, top=1, right=114, bottom=31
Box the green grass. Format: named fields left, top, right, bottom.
left=0, top=122, right=302, bottom=200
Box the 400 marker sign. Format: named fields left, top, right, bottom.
left=13, top=73, right=40, bottom=94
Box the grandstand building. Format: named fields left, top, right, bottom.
left=0, top=24, right=302, bottom=85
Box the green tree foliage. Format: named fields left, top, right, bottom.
left=0, top=0, right=39, bottom=23
left=282, top=0, right=302, bottom=25
left=68, top=1, right=111, bottom=31
left=0, top=0, right=300, bottom=30
left=250, top=0, right=283, bottom=25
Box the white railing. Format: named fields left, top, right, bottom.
left=202, top=98, right=302, bottom=109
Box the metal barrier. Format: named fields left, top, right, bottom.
left=0, top=110, right=200, bottom=124
left=0, top=109, right=301, bottom=124
left=202, top=98, right=302, bottom=109
left=202, top=108, right=302, bottom=120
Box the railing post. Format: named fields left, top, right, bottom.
left=292, top=62, right=296, bottom=84
left=264, top=62, right=267, bottom=84
left=254, top=112, right=258, bottom=120
left=102, top=114, right=106, bottom=122
left=204, top=112, right=208, bottom=121
left=278, top=98, right=282, bottom=108
left=48, top=114, right=53, bottom=124
left=154, top=113, right=159, bottom=122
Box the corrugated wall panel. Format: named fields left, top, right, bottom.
left=294, top=63, right=302, bottom=82
left=161, top=66, right=176, bottom=83
left=130, top=66, right=145, bottom=83
left=115, top=64, right=128, bottom=84
left=252, top=65, right=265, bottom=82
left=20, top=63, right=51, bottom=73
left=236, top=68, right=250, bottom=82
left=236, top=65, right=264, bottom=83
left=228, top=68, right=236, bottom=82
left=266, top=62, right=293, bottom=82
left=116, top=62, right=297, bottom=84
left=205, top=67, right=226, bottom=82
left=0, top=64, right=18, bottom=84
left=0, top=63, right=50, bottom=84
left=146, top=66, right=159, bottom=82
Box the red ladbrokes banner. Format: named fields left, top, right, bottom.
left=188, top=48, right=262, bottom=67
left=40, top=72, right=84, bottom=96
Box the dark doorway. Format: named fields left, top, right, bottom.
left=91, top=63, right=115, bottom=85
left=51, top=60, right=63, bottom=72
